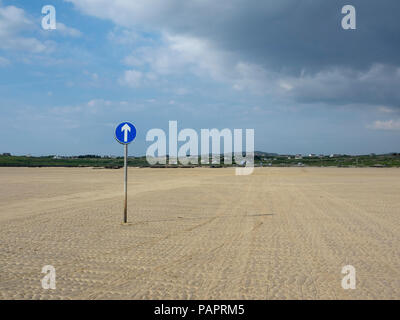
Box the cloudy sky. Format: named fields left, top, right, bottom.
left=1, top=0, right=399, bottom=156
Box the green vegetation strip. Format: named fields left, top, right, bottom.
left=1, top=154, right=399, bottom=168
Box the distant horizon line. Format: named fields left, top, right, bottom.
left=2, top=151, right=399, bottom=158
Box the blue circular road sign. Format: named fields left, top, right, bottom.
left=115, top=122, right=136, bottom=144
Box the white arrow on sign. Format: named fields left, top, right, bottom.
left=121, top=123, right=131, bottom=142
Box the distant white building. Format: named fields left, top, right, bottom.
left=295, top=154, right=303, bottom=160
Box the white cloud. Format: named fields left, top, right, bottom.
left=120, top=33, right=270, bottom=93
left=123, top=33, right=398, bottom=101
left=378, top=106, right=397, bottom=114
left=56, top=22, right=82, bottom=37
left=108, top=28, right=142, bottom=45
left=83, top=70, right=99, bottom=81
left=0, top=56, right=10, bottom=67
left=368, top=120, right=400, bottom=131
left=123, top=55, right=144, bottom=67
left=175, top=87, right=189, bottom=95
left=51, top=99, right=115, bottom=116
left=65, top=0, right=176, bottom=28
left=87, top=99, right=112, bottom=107
left=0, top=4, right=46, bottom=52
left=119, top=69, right=143, bottom=87
left=279, top=64, right=400, bottom=106
left=117, top=31, right=400, bottom=107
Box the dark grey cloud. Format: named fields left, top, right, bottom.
left=68, top=0, right=400, bottom=107
left=146, top=0, right=400, bottom=75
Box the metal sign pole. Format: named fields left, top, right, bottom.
left=115, top=122, right=136, bottom=225
left=124, top=143, right=128, bottom=223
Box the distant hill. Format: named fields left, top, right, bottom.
left=254, top=151, right=279, bottom=157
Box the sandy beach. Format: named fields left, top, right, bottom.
left=0, top=167, right=399, bottom=299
